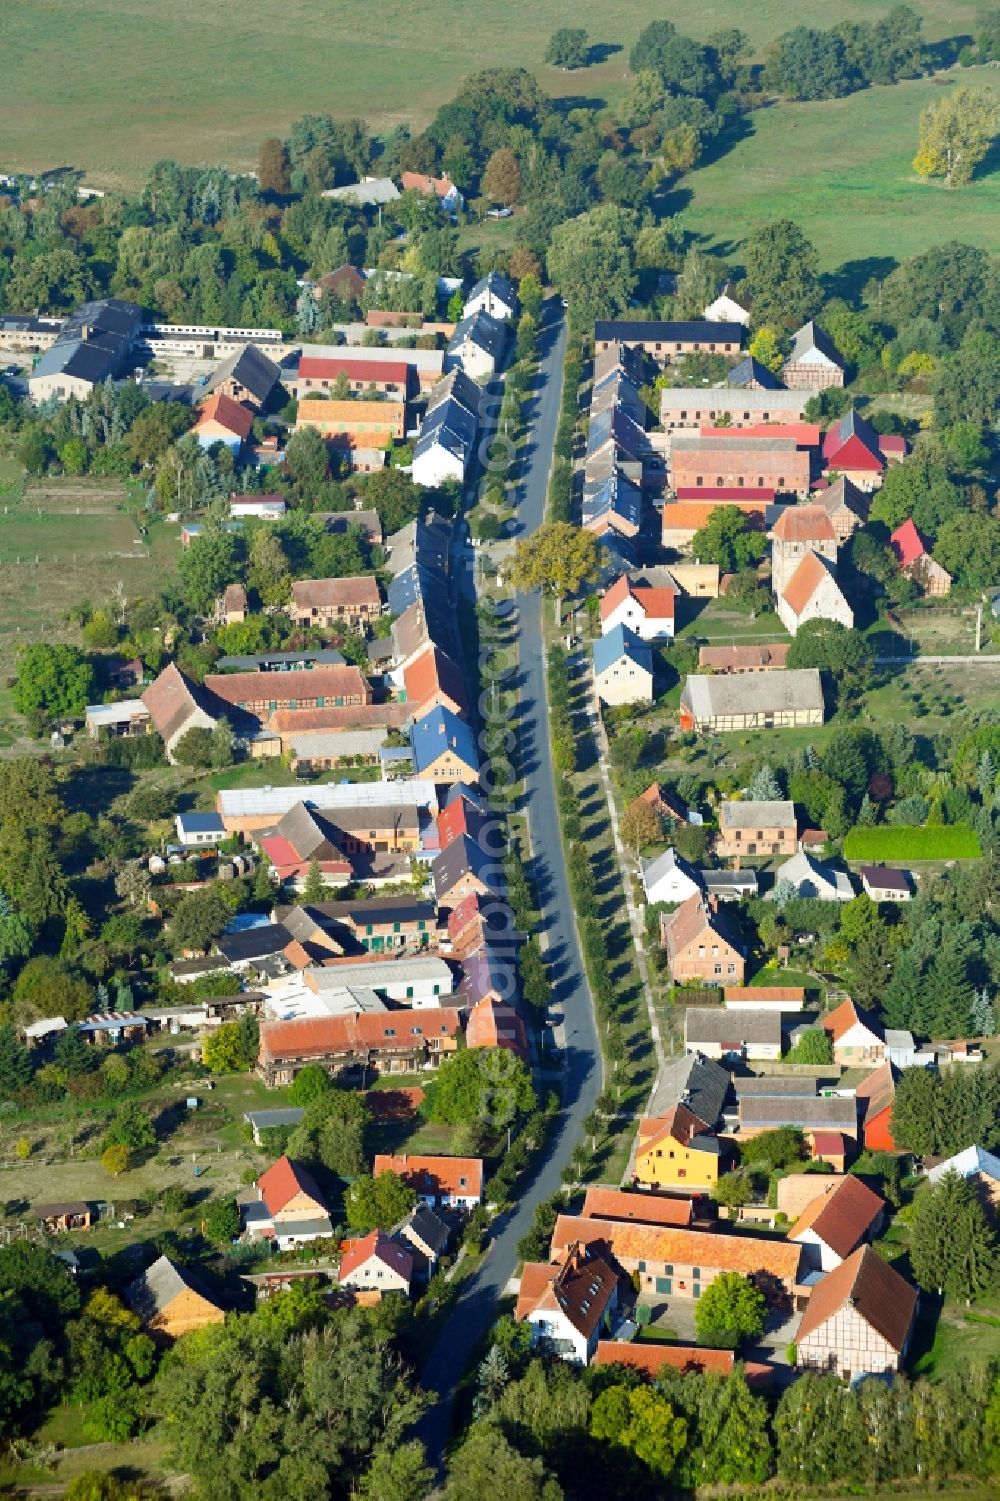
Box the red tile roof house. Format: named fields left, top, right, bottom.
left=402, top=645, right=468, bottom=720
left=436, top=799, right=486, bottom=853
left=466, top=994, right=528, bottom=1059
left=789, top=1174, right=886, bottom=1272
left=295, top=355, right=410, bottom=400
left=794, top=1245, right=917, bottom=1383
left=888, top=518, right=953, bottom=597
left=822, top=409, right=902, bottom=490
left=515, top=1244, right=620, bottom=1365
left=400, top=171, right=464, bottom=212
left=660, top=893, right=745, bottom=985
left=581, top=1185, right=694, bottom=1227
left=339, top=1230, right=413, bottom=1296
left=253, top=1155, right=334, bottom=1249
left=193, top=393, right=255, bottom=452
left=373, top=1153, right=484, bottom=1209
left=599, top=574, right=676, bottom=641
left=288, top=576, right=383, bottom=632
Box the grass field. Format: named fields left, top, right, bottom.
left=678, top=66, right=1000, bottom=275
left=0, top=475, right=179, bottom=739
left=0, top=1, right=986, bottom=190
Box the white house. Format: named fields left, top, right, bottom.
left=641, top=848, right=702, bottom=906
left=412, top=422, right=470, bottom=488
left=372, top=1154, right=484, bottom=1210
left=777, top=552, right=854, bottom=637
left=230, top=495, right=286, bottom=521
left=703, top=283, right=751, bottom=326
left=175, top=812, right=226, bottom=848
left=599, top=574, right=675, bottom=641
left=339, top=1230, right=413, bottom=1295
left=463, top=272, right=518, bottom=323
left=592, top=624, right=654, bottom=706
left=771, top=851, right=855, bottom=902
left=860, top=865, right=912, bottom=902
left=684, top=1006, right=783, bottom=1062
left=445, top=310, right=505, bottom=381
left=516, top=1246, right=619, bottom=1365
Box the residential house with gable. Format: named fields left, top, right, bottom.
left=889, top=518, right=953, bottom=597
left=126, top=1254, right=225, bottom=1340
left=410, top=706, right=479, bottom=786
left=794, top=1246, right=917, bottom=1382
left=633, top=1103, right=721, bottom=1192
left=445, top=310, right=504, bottom=380
left=822, top=999, right=887, bottom=1065
left=515, top=1245, right=620, bottom=1364
left=782, top=321, right=846, bottom=391
left=339, top=1230, right=413, bottom=1295
left=641, top=848, right=702, bottom=906
left=373, top=1153, right=483, bottom=1209
left=789, top=1175, right=886, bottom=1272
left=599, top=574, right=675, bottom=640
left=253, top=1155, right=334, bottom=1249
left=592, top=625, right=654, bottom=706
left=717, top=800, right=797, bottom=859
left=660, top=893, right=745, bottom=985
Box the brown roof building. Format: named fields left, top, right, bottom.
left=698, top=642, right=790, bottom=674
left=660, top=893, right=745, bottom=985
left=671, top=434, right=812, bottom=499
left=373, top=1153, right=483, bottom=1206
left=205, top=665, right=371, bottom=718
left=141, top=662, right=220, bottom=762
left=126, top=1254, right=225, bottom=1340
left=288, top=576, right=382, bottom=631
left=257, top=1009, right=461, bottom=1086
left=516, top=1245, right=620, bottom=1364
left=795, top=1246, right=917, bottom=1382
left=789, top=1174, right=885, bottom=1271
left=581, top=1186, right=694, bottom=1228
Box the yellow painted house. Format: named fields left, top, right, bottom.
left=634, top=1103, right=721, bottom=1193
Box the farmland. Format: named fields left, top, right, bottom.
left=677, top=65, right=1000, bottom=274
left=0, top=0, right=990, bottom=206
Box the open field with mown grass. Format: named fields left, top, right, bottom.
left=0, top=473, right=180, bottom=733
left=678, top=65, right=1000, bottom=276
left=0, top=1, right=986, bottom=193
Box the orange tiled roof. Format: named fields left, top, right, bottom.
left=259, top=1009, right=462, bottom=1064
left=781, top=551, right=831, bottom=616
left=373, top=1153, right=484, bottom=1200
left=662, top=500, right=769, bottom=530
left=196, top=393, right=255, bottom=439
left=403, top=645, right=467, bottom=713
left=637, top=1103, right=713, bottom=1154
left=257, top=1155, right=327, bottom=1217
left=551, top=1216, right=802, bottom=1281
left=771, top=504, right=836, bottom=543
left=582, top=1186, right=693, bottom=1227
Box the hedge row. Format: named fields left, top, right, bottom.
left=843, top=825, right=982, bottom=862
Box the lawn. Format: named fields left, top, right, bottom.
left=0, top=474, right=179, bottom=713
left=843, top=825, right=982, bottom=861
left=678, top=65, right=1000, bottom=277
left=911, top=1295, right=1000, bottom=1378
left=0, top=1, right=985, bottom=189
